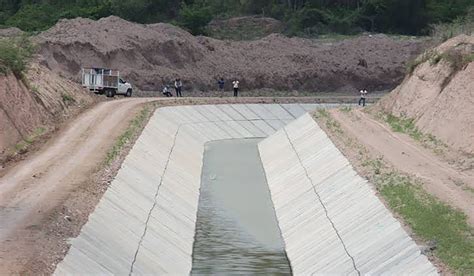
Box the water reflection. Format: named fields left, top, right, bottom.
left=191, top=139, right=291, bottom=275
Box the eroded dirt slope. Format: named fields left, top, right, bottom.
left=35, top=16, right=427, bottom=93
left=0, top=62, right=96, bottom=163
left=378, top=35, right=474, bottom=154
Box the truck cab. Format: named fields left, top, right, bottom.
left=118, top=78, right=133, bottom=97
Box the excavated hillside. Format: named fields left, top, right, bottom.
left=35, top=16, right=427, bottom=93
left=378, top=35, right=474, bottom=154
left=0, top=62, right=96, bottom=163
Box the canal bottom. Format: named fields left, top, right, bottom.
left=191, top=138, right=291, bottom=275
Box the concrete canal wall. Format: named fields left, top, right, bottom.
left=55, top=104, right=436, bottom=275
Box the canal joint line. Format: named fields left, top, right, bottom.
left=128, top=126, right=181, bottom=275
left=282, top=127, right=361, bottom=276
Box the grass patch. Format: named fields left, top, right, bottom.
left=316, top=108, right=329, bottom=118
left=12, top=126, right=47, bottom=155
left=361, top=148, right=473, bottom=274
left=380, top=176, right=474, bottom=274
left=30, top=85, right=39, bottom=93
left=384, top=113, right=423, bottom=141
left=0, top=36, right=35, bottom=76
left=314, top=109, right=342, bottom=134
left=439, top=49, right=474, bottom=72
left=382, top=113, right=448, bottom=153
left=339, top=105, right=352, bottom=113
left=61, top=93, right=76, bottom=105
left=104, top=104, right=154, bottom=166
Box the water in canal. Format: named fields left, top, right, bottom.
left=191, top=138, right=292, bottom=275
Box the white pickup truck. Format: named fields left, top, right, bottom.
left=82, top=68, right=133, bottom=97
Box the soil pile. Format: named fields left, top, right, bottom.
left=206, top=16, right=284, bottom=40
left=378, top=35, right=474, bottom=154
left=35, top=16, right=427, bottom=93
left=0, top=62, right=96, bottom=163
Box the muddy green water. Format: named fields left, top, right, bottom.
left=191, top=138, right=291, bottom=275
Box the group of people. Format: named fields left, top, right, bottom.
left=163, top=77, right=368, bottom=105
left=162, top=78, right=183, bottom=97
left=162, top=77, right=241, bottom=98
left=218, top=78, right=240, bottom=97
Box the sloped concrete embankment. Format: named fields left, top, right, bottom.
left=258, top=113, right=437, bottom=275
left=54, top=103, right=321, bottom=274
left=55, top=104, right=436, bottom=274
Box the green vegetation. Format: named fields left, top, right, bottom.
left=104, top=103, right=153, bottom=165
left=382, top=113, right=447, bottom=153
left=384, top=113, right=423, bottom=140
left=0, top=0, right=473, bottom=36
left=430, top=6, right=474, bottom=42
left=61, top=93, right=76, bottom=105
left=0, top=36, right=35, bottom=75
left=406, top=50, right=437, bottom=74
left=339, top=105, right=352, bottom=113
left=380, top=173, right=474, bottom=275
left=13, top=126, right=46, bottom=154
left=407, top=45, right=473, bottom=81
left=178, top=2, right=212, bottom=35
left=315, top=109, right=342, bottom=134
left=439, top=49, right=474, bottom=71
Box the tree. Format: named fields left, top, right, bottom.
left=178, top=2, right=213, bottom=35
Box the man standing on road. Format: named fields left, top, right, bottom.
left=218, top=77, right=225, bottom=96
left=232, top=80, right=239, bottom=97
left=175, top=78, right=183, bottom=97
left=359, top=89, right=367, bottom=107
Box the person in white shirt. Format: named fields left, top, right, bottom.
left=162, top=84, right=172, bottom=97
left=232, top=80, right=239, bottom=97
left=359, top=89, right=368, bottom=107
left=174, top=78, right=183, bottom=97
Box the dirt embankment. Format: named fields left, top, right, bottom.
left=378, top=35, right=474, bottom=154
left=0, top=62, right=96, bottom=163
left=35, top=16, right=427, bottom=93
left=206, top=16, right=285, bottom=40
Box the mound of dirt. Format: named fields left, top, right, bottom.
left=378, top=35, right=474, bottom=154
left=35, top=16, right=427, bottom=93
left=0, top=62, right=96, bottom=163
left=206, top=16, right=284, bottom=40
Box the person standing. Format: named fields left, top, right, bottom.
left=359, top=89, right=368, bottom=107
left=175, top=78, right=183, bottom=97
left=232, top=80, right=239, bottom=97
left=218, top=78, right=225, bottom=96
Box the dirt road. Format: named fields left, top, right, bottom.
left=0, top=98, right=155, bottom=274
left=330, top=108, right=474, bottom=225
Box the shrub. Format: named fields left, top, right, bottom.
left=406, top=50, right=436, bottom=74
left=430, top=6, right=474, bottom=42
left=0, top=36, right=35, bottom=76
left=441, top=49, right=474, bottom=71
left=178, top=3, right=213, bottom=35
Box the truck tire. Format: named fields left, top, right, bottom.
left=106, top=89, right=115, bottom=98
left=125, top=89, right=132, bottom=97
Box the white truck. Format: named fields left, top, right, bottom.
left=82, top=68, right=133, bottom=97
